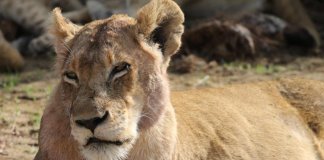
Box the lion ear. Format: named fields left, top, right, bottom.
left=52, top=8, right=81, bottom=56
left=136, top=0, right=184, bottom=62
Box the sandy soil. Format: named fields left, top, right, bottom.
left=1, top=56, right=324, bottom=159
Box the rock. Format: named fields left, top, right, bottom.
left=183, top=20, right=255, bottom=61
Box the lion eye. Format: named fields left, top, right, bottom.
left=63, top=71, right=78, bottom=86
left=65, top=72, right=78, bottom=80
left=109, top=62, right=131, bottom=82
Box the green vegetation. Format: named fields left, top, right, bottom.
left=223, top=61, right=286, bottom=74
left=31, top=112, right=41, bottom=128
left=1, top=74, right=21, bottom=92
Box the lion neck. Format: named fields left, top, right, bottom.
left=128, top=73, right=178, bottom=160
left=128, top=102, right=178, bottom=160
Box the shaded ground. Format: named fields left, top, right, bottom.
left=1, top=56, right=324, bottom=159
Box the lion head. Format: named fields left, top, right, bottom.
left=48, top=0, right=184, bottom=159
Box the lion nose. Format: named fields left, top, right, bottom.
left=75, top=111, right=109, bottom=132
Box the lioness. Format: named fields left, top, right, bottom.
left=35, top=0, right=324, bottom=159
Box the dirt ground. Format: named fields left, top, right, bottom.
left=0, top=55, right=324, bottom=159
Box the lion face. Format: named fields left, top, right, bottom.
left=59, top=18, right=144, bottom=160
left=51, top=0, right=184, bottom=159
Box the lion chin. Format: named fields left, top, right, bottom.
left=76, top=135, right=136, bottom=160
left=80, top=143, right=130, bottom=160
left=70, top=117, right=138, bottom=160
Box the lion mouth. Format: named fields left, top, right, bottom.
left=85, top=137, right=130, bottom=147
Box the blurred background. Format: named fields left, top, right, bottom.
left=0, top=0, right=323, bottom=159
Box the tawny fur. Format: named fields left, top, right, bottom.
left=0, top=30, right=24, bottom=71
left=35, top=0, right=324, bottom=160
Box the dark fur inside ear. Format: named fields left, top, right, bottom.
left=151, top=25, right=167, bottom=54
left=136, top=0, right=184, bottom=58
